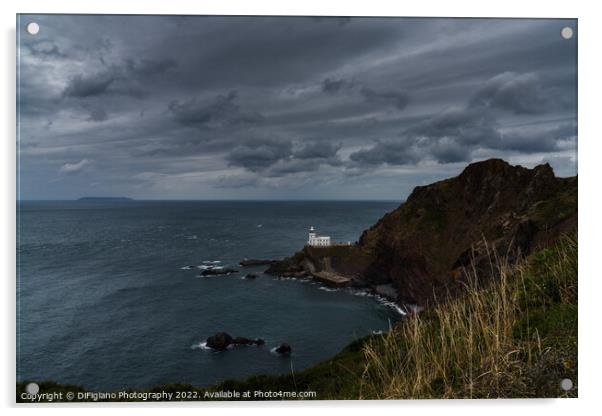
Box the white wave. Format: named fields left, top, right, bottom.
left=269, top=346, right=286, bottom=354
left=274, top=276, right=297, bottom=282
left=185, top=235, right=198, bottom=240
left=318, top=286, right=339, bottom=292
left=271, top=272, right=406, bottom=315
left=180, top=265, right=195, bottom=270
left=345, top=288, right=407, bottom=315
left=196, top=264, right=224, bottom=270
left=269, top=346, right=293, bottom=356
left=191, top=341, right=236, bottom=351
left=191, top=341, right=211, bottom=351
left=275, top=276, right=313, bottom=283
left=374, top=295, right=406, bottom=315
left=202, top=260, right=221, bottom=264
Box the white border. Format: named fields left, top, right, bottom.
left=2, top=1, right=600, bottom=415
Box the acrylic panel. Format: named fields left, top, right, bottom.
left=16, top=14, right=577, bottom=402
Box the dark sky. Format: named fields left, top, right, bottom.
left=17, top=15, right=577, bottom=200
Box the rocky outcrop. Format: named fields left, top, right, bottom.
left=274, top=343, right=292, bottom=355
left=267, top=159, right=577, bottom=307
left=206, top=332, right=233, bottom=350
left=240, top=259, right=276, bottom=267
left=205, top=332, right=265, bottom=350
left=232, top=336, right=265, bottom=346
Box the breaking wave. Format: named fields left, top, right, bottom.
left=191, top=341, right=211, bottom=351
left=276, top=276, right=406, bottom=315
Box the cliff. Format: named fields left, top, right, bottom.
left=266, top=159, right=577, bottom=306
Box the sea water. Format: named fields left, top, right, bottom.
left=17, top=200, right=400, bottom=391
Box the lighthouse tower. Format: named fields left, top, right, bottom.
left=308, top=226, right=316, bottom=245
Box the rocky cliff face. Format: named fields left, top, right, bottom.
left=267, top=159, right=577, bottom=307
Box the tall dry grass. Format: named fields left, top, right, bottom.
left=360, top=236, right=577, bottom=399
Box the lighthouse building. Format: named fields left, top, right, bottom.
left=307, top=226, right=331, bottom=247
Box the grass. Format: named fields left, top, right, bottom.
left=17, top=236, right=577, bottom=401
left=360, top=235, right=577, bottom=399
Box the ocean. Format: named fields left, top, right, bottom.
left=17, top=200, right=401, bottom=391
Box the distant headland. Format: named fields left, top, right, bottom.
left=77, top=197, right=133, bottom=201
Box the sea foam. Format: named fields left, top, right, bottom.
left=191, top=341, right=211, bottom=351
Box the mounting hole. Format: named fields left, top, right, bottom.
left=561, top=26, right=573, bottom=40
left=25, top=382, right=39, bottom=395
left=560, top=378, right=573, bottom=391
left=26, top=22, right=40, bottom=35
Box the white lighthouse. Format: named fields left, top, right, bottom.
left=307, top=226, right=331, bottom=247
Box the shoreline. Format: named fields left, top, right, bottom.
left=234, top=250, right=410, bottom=315
left=273, top=273, right=406, bottom=315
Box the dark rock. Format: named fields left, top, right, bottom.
left=274, top=343, right=292, bottom=355
left=513, top=219, right=539, bottom=255
left=240, top=259, right=276, bottom=267
left=244, top=273, right=257, bottom=279
left=281, top=271, right=308, bottom=278
left=200, top=267, right=238, bottom=276
left=265, top=262, right=303, bottom=275
left=206, top=332, right=233, bottom=350
left=233, top=336, right=252, bottom=345
left=348, top=278, right=370, bottom=289
left=208, top=334, right=265, bottom=349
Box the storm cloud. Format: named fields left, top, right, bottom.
left=63, top=71, right=116, bottom=98
left=360, top=87, right=410, bottom=110
left=322, top=77, right=355, bottom=94
left=469, top=72, right=567, bottom=115
left=17, top=15, right=577, bottom=200
left=169, top=91, right=264, bottom=128
left=227, top=139, right=293, bottom=171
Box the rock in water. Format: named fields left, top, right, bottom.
left=232, top=337, right=265, bottom=346
left=275, top=343, right=292, bottom=355
left=200, top=267, right=238, bottom=276
left=244, top=273, right=257, bottom=279
left=239, top=259, right=276, bottom=267
left=233, top=336, right=252, bottom=345
left=206, top=334, right=265, bottom=350
left=206, top=332, right=233, bottom=350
